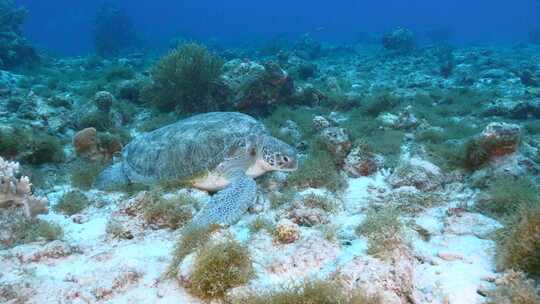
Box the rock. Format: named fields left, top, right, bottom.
left=283, top=203, right=329, bottom=227
left=472, top=122, right=521, bottom=159
left=10, top=240, right=80, bottom=263
left=484, top=98, right=540, bottom=119
left=94, top=91, right=114, bottom=113
left=378, top=106, right=418, bottom=130
left=318, top=127, right=352, bottom=160
left=105, top=218, right=134, bottom=239
left=382, top=27, right=415, bottom=52
left=73, top=128, right=122, bottom=162
left=73, top=127, right=98, bottom=157
left=482, top=122, right=521, bottom=153
left=48, top=93, right=74, bottom=108
left=343, top=145, right=378, bottom=177
left=312, top=115, right=330, bottom=131
left=437, top=252, right=464, bottom=262
left=291, top=83, right=325, bottom=106
left=388, top=157, right=444, bottom=191
left=221, top=59, right=294, bottom=114
left=274, top=219, right=300, bottom=244
left=443, top=212, right=502, bottom=238
left=480, top=68, right=508, bottom=80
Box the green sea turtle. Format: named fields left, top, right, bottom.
left=96, top=112, right=297, bottom=226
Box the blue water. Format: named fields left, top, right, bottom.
left=15, top=0, right=540, bottom=55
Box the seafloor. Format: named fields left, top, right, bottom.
left=1, top=35, right=540, bottom=303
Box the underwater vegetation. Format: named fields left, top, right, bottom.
left=485, top=270, right=540, bottom=304
left=188, top=239, right=253, bottom=300
left=496, top=205, right=540, bottom=276
left=12, top=218, right=64, bottom=246
left=232, top=279, right=382, bottom=304
left=93, top=2, right=139, bottom=57
left=168, top=224, right=221, bottom=277
left=142, top=43, right=224, bottom=113
left=140, top=190, right=194, bottom=229
left=53, top=190, right=91, bottom=216
left=356, top=206, right=405, bottom=258
left=0, top=126, right=64, bottom=165
left=286, top=148, right=347, bottom=193
left=477, top=175, right=538, bottom=217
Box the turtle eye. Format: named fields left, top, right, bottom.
left=283, top=156, right=289, bottom=162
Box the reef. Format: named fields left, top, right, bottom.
left=1, top=24, right=540, bottom=304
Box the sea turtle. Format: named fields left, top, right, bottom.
left=96, top=112, right=297, bottom=227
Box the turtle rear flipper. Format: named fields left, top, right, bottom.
left=191, top=171, right=257, bottom=227
left=95, top=162, right=129, bottom=190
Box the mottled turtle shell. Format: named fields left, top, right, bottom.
left=122, top=112, right=267, bottom=184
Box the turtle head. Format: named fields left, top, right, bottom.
left=260, top=136, right=298, bottom=172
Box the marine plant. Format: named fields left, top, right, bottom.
left=248, top=216, right=275, bottom=234
left=523, top=120, right=540, bottom=134
left=231, top=279, right=382, bottom=304
left=53, top=190, right=91, bottom=216
left=70, top=161, right=106, bottom=190
left=0, top=127, right=21, bottom=157
left=188, top=239, right=253, bottom=300
left=485, top=270, right=540, bottom=304
left=0, top=127, right=64, bottom=165
left=268, top=189, right=296, bottom=209
left=300, top=193, right=339, bottom=213
left=342, top=112, right=379, bottom=142
left=13, top=219, right=64, bottom=245
left=80, top=111, right=114, bottom=132
left=168, top=223, right=220, bottom=277
left=264, top=106, right=326, bottom=144
left=141, top=191, right=195, bottom=229
left=495, top=205, right=540, bottom=276
left=356, top=206, right=405, bottom=258
left=25, top=133, right=64, bottom=165
left=363, top=130, right=404, bottom=167
left=477, top=175, right=539, bottom=218
left=142, top=43, right=224, bottom=113
left=463, top=137, right=490, bottom=170
left=104, top=65, right=136, bottom=82
left=286, top=149, right=347, bottom=193
left=362, top=92, right=400, bottom=117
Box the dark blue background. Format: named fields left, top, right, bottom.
left=14, top=0, right=540, bottom=55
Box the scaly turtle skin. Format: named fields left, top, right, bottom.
left=96, top=112, right=297, bottom=226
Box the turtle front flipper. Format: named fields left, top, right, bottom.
left=191, top=171, right=257, bottom=227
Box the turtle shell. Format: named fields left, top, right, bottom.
left=121, top=112, right=267, bottom=184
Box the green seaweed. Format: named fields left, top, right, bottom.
left=54, top=190, right=91, bottom=216
left=188, top=239, right=253, bottom=300
left=142, top=43, right=224, bottom=113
